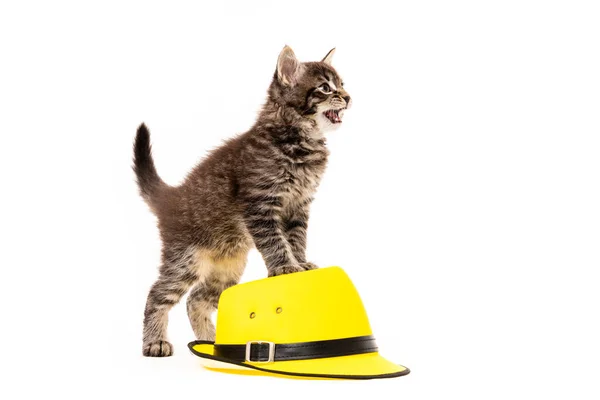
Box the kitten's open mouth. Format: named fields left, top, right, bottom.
left=323, top=109, right=344, bottom=124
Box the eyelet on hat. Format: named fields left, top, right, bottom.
left=276, top=307, right=283, bottom=314
left=249, top=312, right=256, bottom=319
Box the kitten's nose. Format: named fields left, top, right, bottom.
left=343, top=95, right=351, bottom=107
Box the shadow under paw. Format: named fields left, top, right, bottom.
left=143, top=340, right=173, bottom=357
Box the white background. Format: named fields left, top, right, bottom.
left=1, top=0, right=599, bottom=398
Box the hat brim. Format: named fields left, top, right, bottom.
left=188, top=341, right=410, bottom=380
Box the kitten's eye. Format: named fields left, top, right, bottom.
left=318, top=83, right=332, bottom=93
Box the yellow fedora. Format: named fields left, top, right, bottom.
left=188, top=267, right=410, bottom=380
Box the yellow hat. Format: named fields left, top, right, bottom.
left=188, top=267, right=410, bottom=380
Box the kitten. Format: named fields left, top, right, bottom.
left=133, top=46, right=351, bottom=357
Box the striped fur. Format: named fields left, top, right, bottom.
left=133, top=46, right=350, bottom=356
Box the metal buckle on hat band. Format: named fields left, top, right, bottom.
left=245, top=341, right=275, bottom=363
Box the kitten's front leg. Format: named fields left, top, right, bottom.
left=242, top=196, right=303, bottom=277
left=285, top=200, right=318, bottom=272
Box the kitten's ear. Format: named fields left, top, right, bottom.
left=321, top=48, right=336, bottom=65
left=277, top=45, right=301, bottom=86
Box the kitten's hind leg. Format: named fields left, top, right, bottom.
left=142, top=246, right=202, bottom=357
left=187, top=251, right=247, bottom=341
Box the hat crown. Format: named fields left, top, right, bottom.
left=215, top=267, right=372, bottom=344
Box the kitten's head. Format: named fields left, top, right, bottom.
left=268, top=46, right=351, bottom=133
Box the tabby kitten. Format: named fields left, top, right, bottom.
left=133, top=46, right=351, bottom=357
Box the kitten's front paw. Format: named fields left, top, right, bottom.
left=299, top=262, right=319, bottom=271
left=268, top=265, right=305, bottom=277
left=143, top=340, right=173, bottom=357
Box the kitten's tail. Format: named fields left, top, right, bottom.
left=133, top=123, right=166, bottom=207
